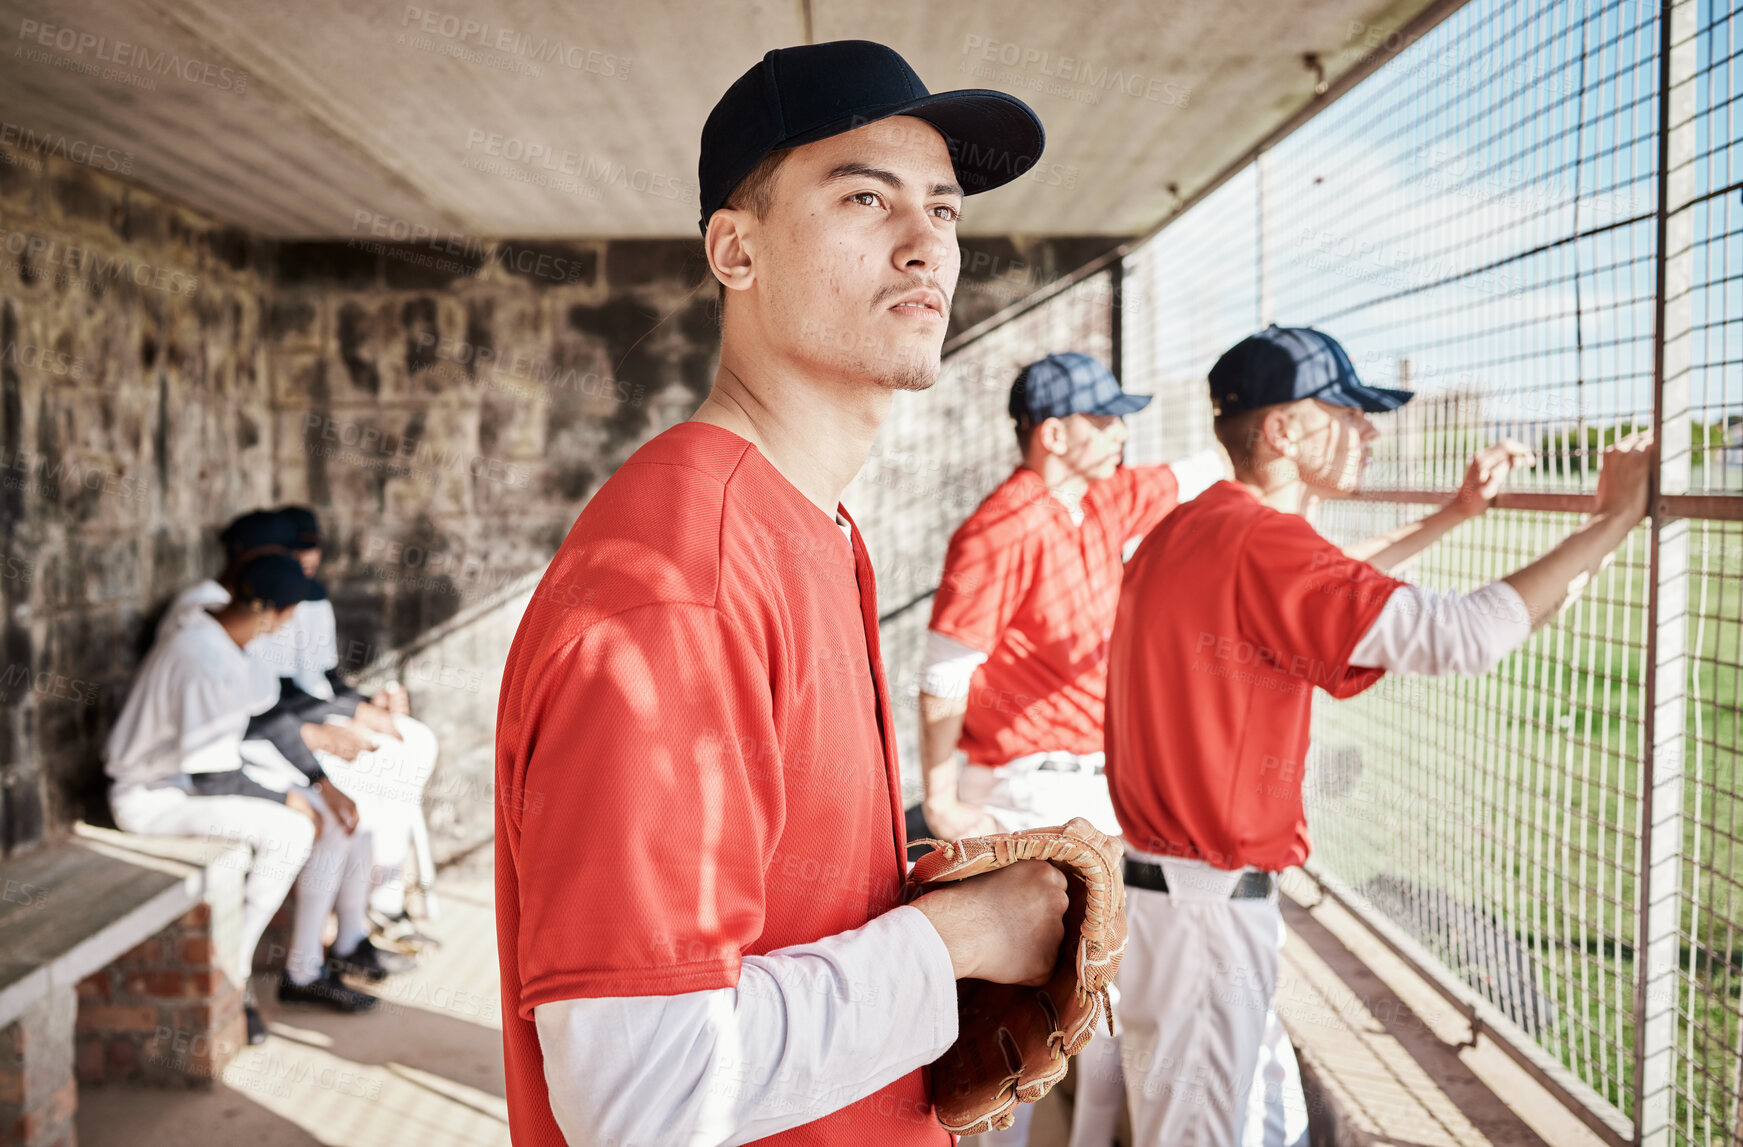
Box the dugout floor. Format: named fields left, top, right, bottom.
left=73, top=854, right=1606, bottom=1147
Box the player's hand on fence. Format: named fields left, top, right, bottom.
left=315, top=778, right=361, bottom=835
left=1452, top=439, right=1536, bottom=519
left=1594, top=431, right=1654, bottom=526
left=923, top=795, right=1000, bottom=840
left=301, top=721, right=371, bottom=762
left=284, top=787, right=323, bottom=840
left=914, top=859, right=1069, bottom=985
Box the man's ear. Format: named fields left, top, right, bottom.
left=1260, top=407, right=1297, bottom=459
left=1038, top=417, right=1069, bottom=456
left=705, top=210, right=756, bottom=299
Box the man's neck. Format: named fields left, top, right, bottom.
left=1023, top=457, right=1090, bottom=511
left=691, top=347, right=894, bottom=519
left=213, top=608, right=255, bottom=650
left=1235, top=466, right=1317, bottom=518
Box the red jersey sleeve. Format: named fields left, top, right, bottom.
left=511, top=602, right=783, bottom=1013
left=928, top=520, right=1033, bottom=655
left=1106, top=464, right=1181, bottom=540
left=1235, top=515, right=1405, bottom=700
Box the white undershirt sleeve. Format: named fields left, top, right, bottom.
left=1348, top=580, right=1533, bottom=676
left=534, top=904, right=958, bottom=1147
left=1168, top=447, right=1229, bottom=503
left=918, top=629, right=990, bottom=700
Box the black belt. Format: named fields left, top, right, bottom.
left=1124, top=859, right=1275, bottom=899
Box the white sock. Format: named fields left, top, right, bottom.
left=332, top=829, right=374, bottom=956
left=370, top=863, right=406, bottom=918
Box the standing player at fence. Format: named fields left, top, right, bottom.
left=1106, top=324, right=1654, bottom=1145
left=496, top=40, right=1074, bottom=1147
left=918, top=352, right=1226, bottom=1146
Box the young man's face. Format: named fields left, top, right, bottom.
left=1292, top=399, right=1379, bottom=496
left=297, top=547, right=322, bottom=578
left=736, top=116, right=963, bottom=391
left=242, top=603, right=299, bottom=641
left=1054, top=413, right=1129, bottom=483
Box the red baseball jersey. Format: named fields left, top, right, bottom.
left=494, top=422, right=941, bottom=1146
left=1105, top=481, right=1405, bottom=871
left=928, top=464, right=1181, bottom=764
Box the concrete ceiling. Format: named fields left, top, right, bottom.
left=0, top=0, right=1448, bottom=239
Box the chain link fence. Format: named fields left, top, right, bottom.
left=860, top=0, right=1742, bottom=1140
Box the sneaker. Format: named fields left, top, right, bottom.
left=369, top=908, right=440, bottom=952
left=326, top=937, right=416, bottom=982
left=245, top=1004, right=267, bottom=1045
left=276, top=969, right=379, bottom=1013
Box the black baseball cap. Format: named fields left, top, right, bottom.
left=218, top=509, right=297, bottom=557
left=1208, top=325, right=1413, bottom=417
left=277, top=505, right=322, bottom=551
left=1009, top=353, right=1151, bottom=422
left=231, top=553, right=324, bottom=610
left=698, top=40, right=1044, bottom=234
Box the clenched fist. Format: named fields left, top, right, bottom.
left=914, top=859, right=1069, bottom=985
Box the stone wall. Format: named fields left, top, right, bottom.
left=0, top=141, right=274, bottom=854
left=0, top=135, right=1127, bottom=858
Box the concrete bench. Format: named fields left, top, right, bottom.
left=0, top=824, right=254, bottom=1147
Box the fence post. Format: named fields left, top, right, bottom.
left=1635, top=0, right=1698, bottom=1141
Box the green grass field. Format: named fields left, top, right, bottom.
left=1305, top=507, right=1743, bottom=1138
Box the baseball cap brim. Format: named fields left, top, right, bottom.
left=1091, top=392, right=1152, bottom=416
left=721, top=89, right=1044, bottom=209
left=1313, top=379, right=1415, bottom=414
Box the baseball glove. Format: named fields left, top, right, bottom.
left=904, top=816, right=1126, bottom=1135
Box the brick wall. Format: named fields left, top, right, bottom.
left=74, top=903, right=246, bottom=1089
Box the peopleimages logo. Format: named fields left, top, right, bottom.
left=15, top=19, right=249, bottom=93
left=399, top=6, right=629, bottom=78
left=0, top=122, right=133, bottom=174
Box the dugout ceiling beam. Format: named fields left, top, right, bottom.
left=0, top=0, right=1449, bottom=239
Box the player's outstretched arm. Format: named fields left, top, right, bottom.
left=1346, top=436, right=1652, bottom=678
left=1344, top=440, right=1536, bottom=572
left=1503, top=433, right=1653, bottom=629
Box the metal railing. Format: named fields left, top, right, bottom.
left=854, top=0, right=1743, bottom=1140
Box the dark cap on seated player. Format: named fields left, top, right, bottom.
left=231, top=553, right=325, bottom=609
left=1009, top=353, right=1151, bottom=423
left=218, top=509, right=298, bottom=557
left=1209, top=324, right=1413, bottom=417
left=277, top=505, right=322, bottom=551
left=698, top=40, right=1045, bottom=234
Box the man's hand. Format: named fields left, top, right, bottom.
left=922, top=795, right=1000, bottom=841
left=1593, top=431, right=1654, bottom=526
left=301, top=721, right=371, bottom=762
left=316, top=779, right=360, bottom=835
left=348, top=701, right=401, bottom=740
left=1450, top=439, right=1536, bottom=520
left=376, top=682, right=412, bottom=717
left=284, top=787, right=322, bottom=840
left=913, top=860, right=1069, bottom=985
left=1501, top=431, right=1655, bottom=629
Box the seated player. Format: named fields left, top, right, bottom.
left=170, top=509, right=415, bottom=1000
left=106, top=553, right=324, bottom=1044
left=263, top=505, right=439, bottom=926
